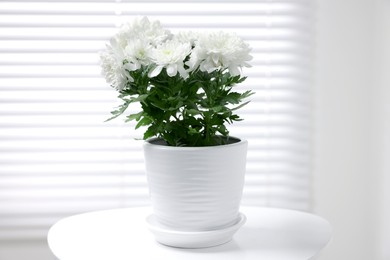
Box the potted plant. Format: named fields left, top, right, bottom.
left=99, top=17, right=253, bottom=248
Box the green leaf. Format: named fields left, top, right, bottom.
left=228, top=114, right=242, bottom=122
left=130, top=94, right=149, bottom=103
left=125, top=111, right=143, bottom=122
left=185, top=109, right=201, bottom=116
left=217, top=125, right=229, bottom=136
left=241, top=90, right=255, bottom=99
left=188, top=127, right=200, bottom=135
left=135, top=116, right=152, bottom=129
left=105, top=101, right=130, bottom=122
left=143, top=126, right=157, bottom=140
left=223, top=92, right=242, bottom=104
left=235, top=76, right=247, bottom=84
left=210, top=106, right=224, bottom=113
left=230, top=100, right=251, bottom=112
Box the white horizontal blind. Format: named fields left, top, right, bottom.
left=0, top=0, right=315, bottom=241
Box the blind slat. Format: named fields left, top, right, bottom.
left=0, top=28, right=313, bottom=41
left=0, top=2, right=312, bottom=15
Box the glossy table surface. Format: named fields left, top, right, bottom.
left=48, top=206, right=332, bottom=260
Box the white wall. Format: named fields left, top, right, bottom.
left=373, top=1, right=390, bottom=258
left=314, top=0, right=388, bottom=259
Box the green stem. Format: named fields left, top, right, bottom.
left=203, top=111, right=212, bottom=145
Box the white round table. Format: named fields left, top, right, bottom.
left=48, top=206, right=331, bottom=260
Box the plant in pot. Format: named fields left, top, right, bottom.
left=99, top=17, right=253, bottom=248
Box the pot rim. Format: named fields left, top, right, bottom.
left=144, top=136, right=247, bottom=151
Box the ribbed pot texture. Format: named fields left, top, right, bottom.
left=143, top=137, right=248, bottom=231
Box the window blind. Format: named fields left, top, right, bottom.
left=0, top=0, right=315, bottom=241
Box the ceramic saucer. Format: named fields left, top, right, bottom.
left=145, top=213, right=246, bottom=249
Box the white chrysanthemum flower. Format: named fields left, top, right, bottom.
left=99, top=39, right=132, bottom=91
left=100, top=17, right=172, bottom=90
left=173, top=31, right=200, bottom=47
left=187, top=31, right=252, bottom=76
left=148, top=40, right=192, bottom=78
left=115, top=17, right=171, bottom=49
left=124, top=39, right=153, bottom=70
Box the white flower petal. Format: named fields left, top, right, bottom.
left=148, top=65, right=164, bottom=78
left=177, top=66, right=189, bottom=79
left=166, top=64, right=178, bottom=77
left=124, top=62, right=140, bottom=71
left=228, top=65, right=241, bottom=76
left=211, top=53, right=220, bottom=65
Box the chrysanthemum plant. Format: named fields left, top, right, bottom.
left=100, top=17, right=253, bottom=147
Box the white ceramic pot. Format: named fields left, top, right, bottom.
left=143, top=137, right=248, bottom=236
